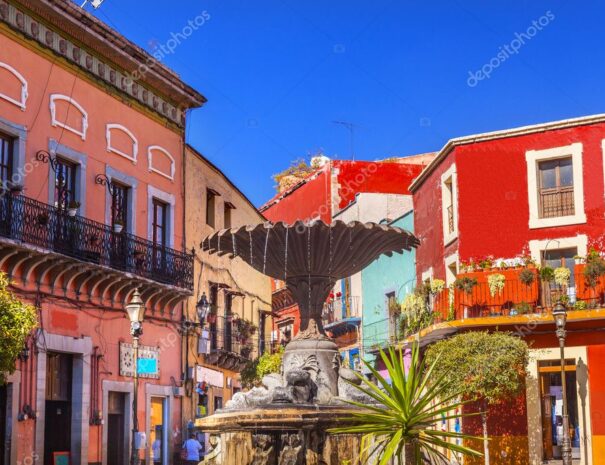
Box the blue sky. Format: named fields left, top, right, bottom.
left=85, top=1, right=604, bottom=207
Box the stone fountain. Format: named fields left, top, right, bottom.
left=197, top=220, right=419, bottom=465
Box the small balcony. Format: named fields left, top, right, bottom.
left=400, top=261, right=605, bottom=344
left=0, top=193, right=193, bottom=309
left=323, top=295, right=361, bottom=338
left=200, top=314, right=255, bottom=372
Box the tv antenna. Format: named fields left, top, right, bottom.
left=333, top=120, right=357, bottom=161
left=81, top=0, right=105, bottom=9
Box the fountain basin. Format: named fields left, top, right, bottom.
left=195, top=405, right=365, bottom=465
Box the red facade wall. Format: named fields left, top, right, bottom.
left=414, top=122, right=605, bottom=279
left=262, top=167, right=332, bottom=224
left=333, top=160, right=423, bottom=209
left=457, top=125, right=605, bottom=261
left=413, top=152, right=457, bottom=279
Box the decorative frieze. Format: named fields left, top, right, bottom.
left=0, top=0, right=183, bottom=126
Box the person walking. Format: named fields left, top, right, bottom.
left=182, top=433, right=203, bottom=465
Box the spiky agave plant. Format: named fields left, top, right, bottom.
left=330, top=344, right=483, bottom=465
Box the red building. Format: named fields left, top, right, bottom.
left=410, top=114, right=605, bottom=464
left=261, top=156, right=431, bottom=346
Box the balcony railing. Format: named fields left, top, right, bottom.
left=323, top=295, right=361, bottom=325
left=200, top=314, right=254, bottom=371
left=539, top=186, right=574, bottom=218
left=0, top=193, right=193, bottom=289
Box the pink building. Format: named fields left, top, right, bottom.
left=0, top=2, right=204, bottom=464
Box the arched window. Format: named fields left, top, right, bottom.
left=0, top=61, right=28, bottom=110
left=49, top=94, right=88, bottom=140
left=147, top=145, right=175, bottom=180
left=106, top=124, right=138, bottom=163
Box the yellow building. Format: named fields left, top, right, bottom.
left=183, top=144, right=272, bottom=436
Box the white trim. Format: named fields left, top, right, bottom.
left=526, top=143, right=586, bottom=229
left=49, top=94, right=88, bottom=140
left=444, top=252, right=459, bottom=286
left=147, top=145, right=175, bottom=181
left=526, top=346, right=592, bottom=465
left=420, top=267, right=433, bottom=283
left=106, top=124, right=138, bottom=163
left=528, top=235, right=588, bottom=263
left=440, top=163, right=458, bottom=245
left=0, top=62, right=28, bottom=110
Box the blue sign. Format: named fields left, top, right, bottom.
left=137, top=358, right=158, bottom=375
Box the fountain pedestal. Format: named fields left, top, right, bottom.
left=195, top=406, right=363, bottom=465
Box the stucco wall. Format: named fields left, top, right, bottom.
left=183, top=146, right=271, bottom=425
left=361, top=212, right=415, bottom=362
left=413, top=121, right=605, bottom=281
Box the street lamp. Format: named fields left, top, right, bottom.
left=553, top=301, right=572, bottom=465
left=196, top=292, right=210, bottom=323
left=125, top=289, right=145, bottom=465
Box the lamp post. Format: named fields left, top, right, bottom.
left=552, top=301, right=572, bottom=465
left=125, top=289, right=145, bottom=465
left=196, top=292, right=210, bottom=323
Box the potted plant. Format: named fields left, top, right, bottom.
left=583, top=250, right=605, bottom=288
left=540, top=266, right=554, bottom=283
left=519, top=268, right=535, bottom=286
left=8, top=182, right=23, bottom=195
left=574, top=254, right=583, bottom=265
left=574, top=300, right=587, bottom=311
left=454, top=276, right=478, bottom=294
left=113, top=218, right=124, bottom=233
left=66, top=200, right=80, bottom=217
left=514, top=301, right=532, bottom=315
left=37, top=213, right=49, bottom=226
left=554, top=267, right=571, bottom=287
left=487, top=273, right=505, bottom=298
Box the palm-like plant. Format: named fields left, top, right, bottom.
left=331, top=344, right=483, bottom=465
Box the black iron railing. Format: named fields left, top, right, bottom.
left=0, top=194, right=193, bottom=289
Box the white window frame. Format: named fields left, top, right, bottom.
left=440, top=164, right=458, bottom=245
left=147, top=145, right=175, bottom=181
left=49, top=94, right=88, bottom=140
left=526, top=143, right=586, bottom=229
left=528, top=235, right=588, bottom=264
left=106, top=124, right=138, bottom=164
left=0, top=61, right=28, bottom=110
left=420, top=267, right=433, bottom=283
left=444, top=252, right=459, bottom=287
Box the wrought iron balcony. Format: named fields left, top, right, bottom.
left=0, top=193, right=193, bottom=290
left=199, top=314, right=254, bottom=372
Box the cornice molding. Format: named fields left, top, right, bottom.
left=0, top=0, right=204, bottom=127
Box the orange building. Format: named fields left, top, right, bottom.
left=0, top=1, right=204, bottom=465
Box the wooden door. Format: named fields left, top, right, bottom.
left=541, top=373, right=554, bottom=460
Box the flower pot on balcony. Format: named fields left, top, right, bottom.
left=67, top=208, right=77, bottom=217
left=113, top=223, right=123, bottom=233
left=37, top=214, right=49, bottom=226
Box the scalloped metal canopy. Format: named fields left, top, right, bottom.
left=201, top=220, right=419, bottom=281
